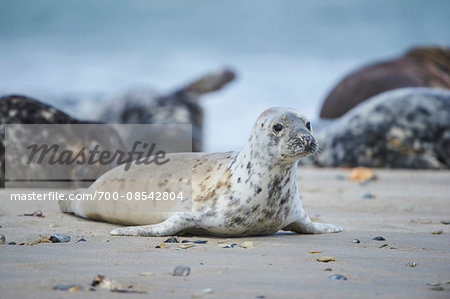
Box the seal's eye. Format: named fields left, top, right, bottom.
left=273, top=123, right=283, bottom=133
left=305, top=122, right=311, bottom=131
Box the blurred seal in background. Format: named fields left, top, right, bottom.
left=313, top=87, right=450, bottom=169
left=99, top=67, right=236, bottom=152
left=0, top=95, right=126, bottom=188
left=320, top=46, right=450, bottom=119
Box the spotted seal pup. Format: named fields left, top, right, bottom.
left=59, top=107, right=343, bottom=237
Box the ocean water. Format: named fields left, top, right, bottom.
left=1, top=0, right=449, bottom=152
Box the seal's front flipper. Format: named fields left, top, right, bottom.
left=283, top=215, right=343, bottom=234
left=110, top=215, right=192, bottom=237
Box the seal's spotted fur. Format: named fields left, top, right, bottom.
left=314, top=87, right=450, bottom=169
left=60, top=107, right=343, bottom=237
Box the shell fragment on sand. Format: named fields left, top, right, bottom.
left=317, top=256, right=336, bottom=263
left=349, top=167, right=376, bottom=182
left=431, top=230, right=443, bottom=234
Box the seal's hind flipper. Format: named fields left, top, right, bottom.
left=178, top=67, right=236, bottom=96
left=283, top=214, right=343, bottom=234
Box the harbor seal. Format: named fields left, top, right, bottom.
left=59, top=107, right=343, bottom=237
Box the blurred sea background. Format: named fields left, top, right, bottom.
left=1, top=0, right=449, bottom=152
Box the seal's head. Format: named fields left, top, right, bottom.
left=251, top=107, right=317, bottom=163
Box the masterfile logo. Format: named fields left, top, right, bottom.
left=4, top=124, right=192, bottom=188
left=26, top=141, right=170, bottom=170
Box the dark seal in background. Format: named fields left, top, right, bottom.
left=320, top=46, right=450, bottom=119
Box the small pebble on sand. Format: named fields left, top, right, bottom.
left=219, top=243, right=238, bottom=248
left=329, top=274, right=347, bottom=280
left=49, top=234, right=70, bottom=243
left=362, top=193, right=375, bottom=199
left=173, top=265, right=191, bottom=277
left=372, top=236, right=385, bottom=241
left=335, top=174, right=346, bottom=181
left=182, top=240, right=207, bottom=244
left=164, top=236, right=179, bottom=243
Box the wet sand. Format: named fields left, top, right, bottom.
left=0, top=167, right=449, bottom=298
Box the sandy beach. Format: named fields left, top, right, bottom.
left=0, top=167, right=449, bottom=298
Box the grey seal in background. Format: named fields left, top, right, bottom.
left=99, top=68, right=236, bottom=152
left=320, top=46, right=450, bottom=118
left=313, top=87, right=450, bottom=169
left=0, top=95, right=126, bottom=188
left=59, top=107, right=343, bottom=237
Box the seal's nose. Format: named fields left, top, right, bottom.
left=298, top=132, right=318, bottom=153
left=305, top=139, right=318, bottom=153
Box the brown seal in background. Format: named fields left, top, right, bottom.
left=320, top=46, right=450, bottom=119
